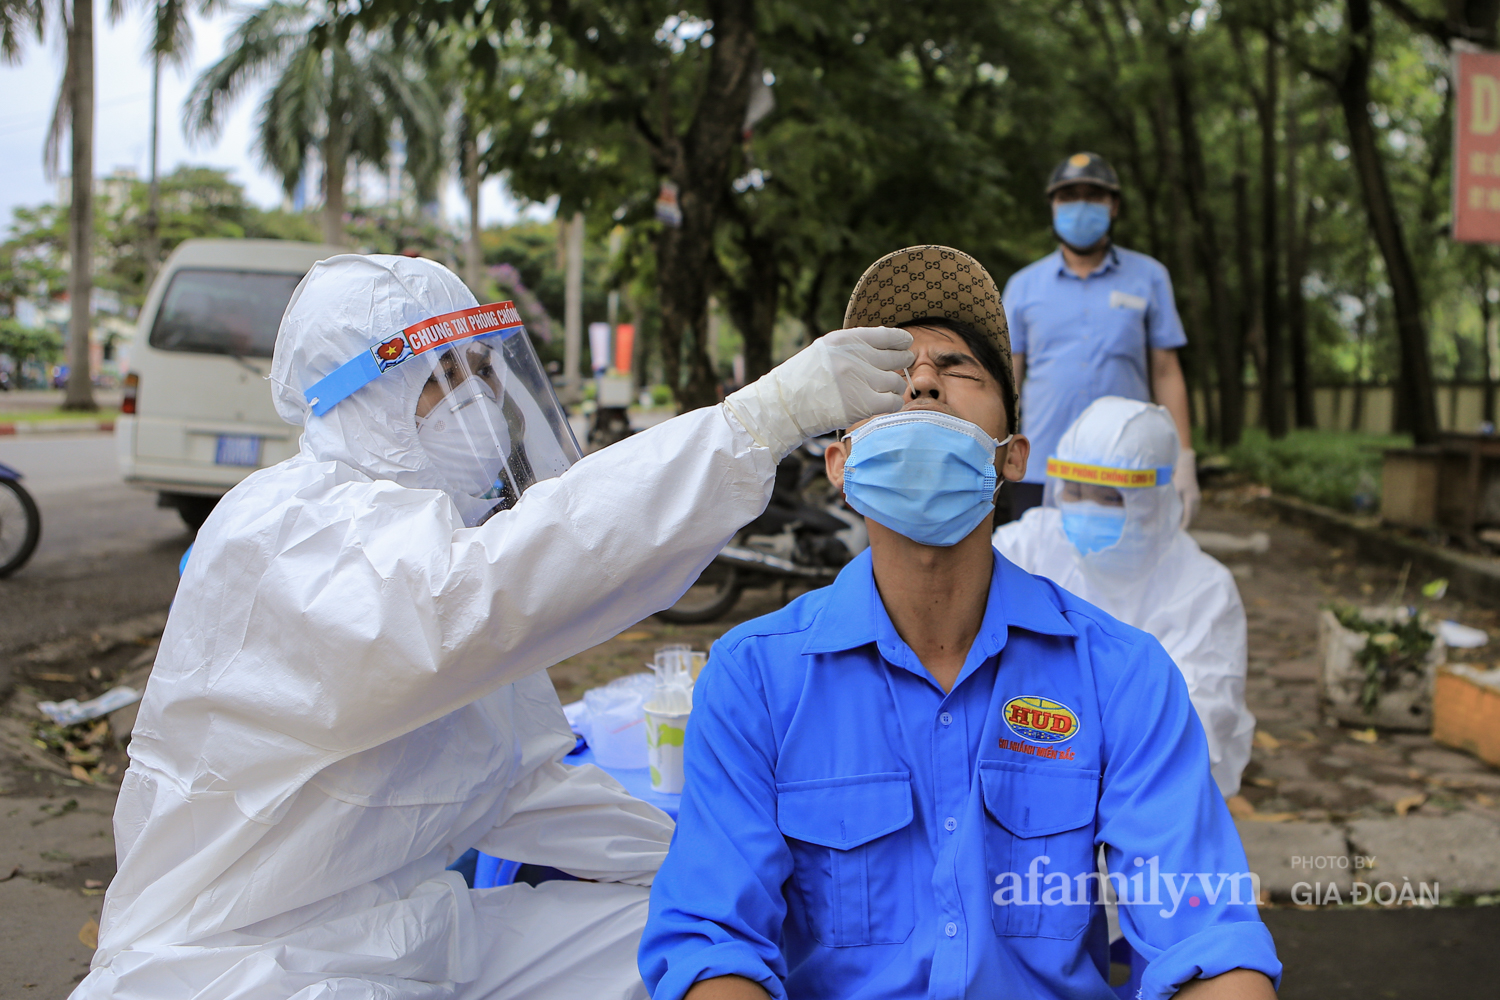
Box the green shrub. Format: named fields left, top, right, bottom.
left=1217, top=428, right=1410, bottom=512
left=650, top=384, right=673, bottom=407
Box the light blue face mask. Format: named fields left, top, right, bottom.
left=1060, top=500, right=1127, bottom=554
left=843, top=410, right=1009, bottom=547
left=1053, top=200, right=1112, bottom=250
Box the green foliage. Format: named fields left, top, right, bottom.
left=0, top=319, right=62, bottom=363
left=186, top=1, right=444, bottom=214
left=1219, top=427, right=1410, bottom=511
left=1329, top=605, right=1435, bottom=713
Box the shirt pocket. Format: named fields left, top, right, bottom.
left=1099, top=289, right=1150, bottom=361
left=978, top=759, right=1099, bottom=940
left=777, top=772, right=916, bottom=948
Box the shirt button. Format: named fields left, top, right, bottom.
left=939, top=712, right=953, bottom=726
left=944, top=816, right=957, bottom=832
left=945, top=921, right=958, bottom=937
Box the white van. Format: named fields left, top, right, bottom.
left=116, top=239, right=344, bottom=529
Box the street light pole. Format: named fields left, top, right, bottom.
left=144, top=43, right=161, bottom=288
left=563, top=211, right=584, bottom=402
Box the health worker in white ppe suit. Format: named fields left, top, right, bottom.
left=993, top=396, right=1254, bottom=796
left=73, top=254, right=914, bottom=1000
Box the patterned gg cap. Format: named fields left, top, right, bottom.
left=843, top=244, right=1013, bottom=399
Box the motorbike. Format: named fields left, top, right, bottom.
left=657, top=438, right=867, bottom=624
left=0, top=462, right=41, bottom=578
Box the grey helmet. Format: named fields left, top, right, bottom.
left=1046, top=152, right=1121, bottom=196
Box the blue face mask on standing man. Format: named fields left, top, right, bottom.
left=1053, top=200, right=1112, bottom=251
left=842, top=410, right=1011, bottom=547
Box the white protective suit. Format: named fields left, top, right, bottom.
left=994, top=397, right=1255, bottom=796
left=76, top=255, right=910, bottom=1000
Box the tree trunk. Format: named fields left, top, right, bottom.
left=649, top=0, right=757, bottom=411
left=1484, top=263, right=1497, bottom=426
left=1234, top=169, right=1260, bottom=429
left=1259, top=26, right=1286, bottom=438
left=724, top=227, right=778, bottom=385
left=322, top=112, right=347, bottom=247
left=1336, top=0, right=1439, bottom=443
left=1158, top=87, right=1216, bottom=443
left=1284, top=89, right=1316, bottom=429
left=1286, top=197, right=1316, bottom=427
left=1159, top=5, right=1240, bottom=444
left=463, top=116, right=482, bottom=295
left=63, top=0, right=96, bottom=411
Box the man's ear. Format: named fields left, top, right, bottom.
left=1000, top=435, right=1030, bottom=483
left=825, top=438, right=850, bottom=491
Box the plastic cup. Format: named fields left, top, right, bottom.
left=645, top=705, right=691, bottom=793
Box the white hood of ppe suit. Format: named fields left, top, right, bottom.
left=995, top=398, right=1254, bottom=796
left=1046, top=395, right=1183, bottom=580
left=78, top=255, right=777, bottom=999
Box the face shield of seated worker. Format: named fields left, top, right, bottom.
left=303, top=300, right=581, bottom=525
left=1043, top=395, right=1182, bottom=578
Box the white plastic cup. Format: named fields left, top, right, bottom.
left=645, top=706, right=691, bottom=793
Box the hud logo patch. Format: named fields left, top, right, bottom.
left=1002, top=695, right=1079, bottom=745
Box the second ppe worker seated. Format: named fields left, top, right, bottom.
left=993, top=396, right=1255, bottom=797
left=638, top=247, right=1280, bottom=1000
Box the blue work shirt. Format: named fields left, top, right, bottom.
left=1004, top=246, right=1187, bottom=483
left=639, top=549, right=1279, bottom=1000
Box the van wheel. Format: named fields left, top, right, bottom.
left=160, top=493, right=219, bottom=532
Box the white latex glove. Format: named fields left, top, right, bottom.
left=722, top=326, right=915, bottom=459
left=1174, top=447, right=1200, bottom=528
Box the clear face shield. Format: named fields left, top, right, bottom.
left=304, top=302, right=582, bottom=525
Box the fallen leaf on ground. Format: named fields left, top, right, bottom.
left=78, top=919, right=98, bottom=950
left=1247, top=776, right=1278, bottom=788
left=1248, top=812, right=1298, bottom=823
left=83, top=879, right=103, bottom=889
left=81, top=888, right=104, bottom=897
left=1253, top=731, right=1281, bottom=751
left=1350, top=728, right=1379, bottom=744
left=617, top=631, right=653, bottom=641
left=70, top=764, right=94, bottom=783
left=33, top=672, right=76, bottom=683
left=1226, top=795, right=1257, bottom=818
left=1476, top=793, right=1495, bottom=807
left=1395, top=793, right=1427, bottom=817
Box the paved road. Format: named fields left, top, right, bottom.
left=0, top=433, right=189, bottom=660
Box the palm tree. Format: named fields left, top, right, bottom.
left=185, top=0, right=442, bottom=246
left=2, top=0, right=101, bottom=408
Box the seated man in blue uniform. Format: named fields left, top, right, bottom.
left=638, top=246, right=1281, bottom=1000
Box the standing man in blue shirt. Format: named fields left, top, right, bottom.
left=638, top=246, right=1280, bottom=1000
left=1004, top=153, right=1200, bottom=525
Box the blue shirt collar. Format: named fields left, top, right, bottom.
left=1051, top=245, right=1120, bottom=279
left=801, top=547, right=1076, bottom=663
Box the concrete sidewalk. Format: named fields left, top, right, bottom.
left=1193, top=489, right=1500, bottom=903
